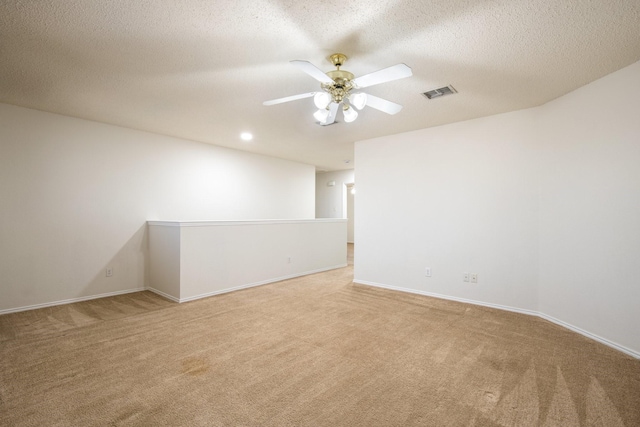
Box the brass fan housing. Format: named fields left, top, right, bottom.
left=326, top=69, right=354, bottom=82
left=329, top=53, right=347, bottom=67
left=327, top=53, right=354, bottom=82
left=321, top=53, right=355, bottom=103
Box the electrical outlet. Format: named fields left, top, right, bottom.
left=106, top=267, right=113, bottom=277
left=463, top=273, right=470, bottom=282
left=471, top=273, right=478, bottom=283
left=287, top=256, right=292, bottom=264
left=425, top=267, right=432, bottom=277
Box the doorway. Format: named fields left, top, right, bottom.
left=345, top=183, right=355, bottom=266
left=345, top=183, right=355, bottom=244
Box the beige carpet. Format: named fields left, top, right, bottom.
left=1, top=265, right=639, bottom=426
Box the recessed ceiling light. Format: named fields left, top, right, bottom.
left=240, top=132, right=253, bottom=141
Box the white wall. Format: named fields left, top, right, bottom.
left=315, top=169, right=355, bottom=218
left=355, top=60, right=640, bottom=357
left=354, top=110, right=540, bottom=312
left=537, top=62, right=640, bottom=353
left=149, top=219, right=347, bottom=302
left=0, top=103, right=315, bottom=312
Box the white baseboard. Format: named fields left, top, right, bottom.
left=0, top=288, right=146, bottom=315
left=354, top=279, right=539, bottom=317
left=145, top=287, right=180, bottom=303
left=178, top=264, right=348, bottom=303
left=353, top=279, right=640, bottom=360
left=0, top=265, right=348, bottom=314
left=8, top=272, right=633, bottom=359
left=536, top=313, right=639, bottom=359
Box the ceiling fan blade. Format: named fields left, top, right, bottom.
left=263, top=92, right=315, bottom=106
left=290, top=60, right=334, bottom=84
left=364, top=94, right=403, bottom=115
left=353, top=63, right=412, bottom=88
left=319, top=102, right=340, bottom=126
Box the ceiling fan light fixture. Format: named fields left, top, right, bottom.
left=343, top=105, right=358, bottom=123
left=264, top=53, right=412, bottom=126
left=313, top=92, right=331, bottom=109
left=350, top=92, right=367, bottom=110
left=314, top=108, right=330, bottom=123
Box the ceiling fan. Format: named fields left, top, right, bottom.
left=263, top=53, right=412, bottom=125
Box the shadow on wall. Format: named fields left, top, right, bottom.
left=81, top=224, right=148, bottom=299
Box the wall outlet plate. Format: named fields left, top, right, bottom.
left=106, top=267, right=113, bottom=277
left=471, top=273, right=478, bottom=283
left=463, top=272, right=470, bottom=282
left=425, top=267, right=432, bottom=277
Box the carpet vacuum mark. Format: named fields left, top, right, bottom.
left=1, top=266, right=638, bottom=426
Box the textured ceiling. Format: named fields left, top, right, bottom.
left=1, top=0, right=639, bottom=170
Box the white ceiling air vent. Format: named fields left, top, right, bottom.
left=422, top=85, right=457, bottom=99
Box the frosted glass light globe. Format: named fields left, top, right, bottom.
left=350, top=92, right=367, bottom=110
left=314, top=108, right=330, bottom=123
left=313, top=92, right=331, bottom=109
left=343, top=106, right=358, bottom=123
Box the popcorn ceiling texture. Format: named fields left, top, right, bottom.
left=0, top=0, right=639, bottom=169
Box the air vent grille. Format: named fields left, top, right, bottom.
left=422, top=85, right=457, bottom=99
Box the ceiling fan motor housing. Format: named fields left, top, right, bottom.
left=322, top=81, right=353, bottom=104
left=324, top=55, right=356, bottom=104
